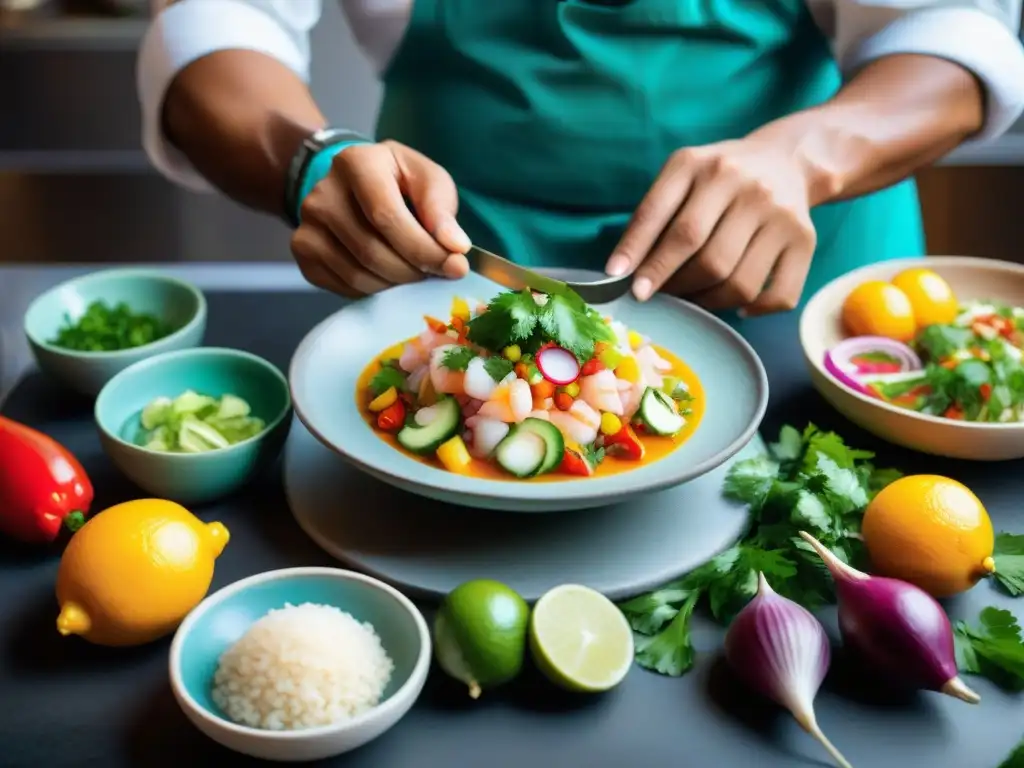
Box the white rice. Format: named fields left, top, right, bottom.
left=210, top=602, right=394, bottom=731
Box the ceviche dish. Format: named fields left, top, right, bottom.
left=356, top=289, right=704, bottom=480
left=834, top=267, right=1023, bottom=423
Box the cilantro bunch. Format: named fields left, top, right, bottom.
left=466, top=289, right=615, bottom=361
left=619, top=424, right=902, bottom=677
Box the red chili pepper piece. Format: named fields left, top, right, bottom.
left=559, top=448, right=594, bottom=477
left=579, top=358, right=605, bottom=377
left=0, top=416, right=94, bottom=544
left=604, top=424, right=645, bottom=460
left=943, top=405, right=964, bottom=420
left=980, top=383, right=992, bottom=401
left=553, top=392, right=574, bottom=411
left=377, top=400, right=406, bottom=432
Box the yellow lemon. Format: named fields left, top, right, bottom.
left=862, top=475, right=994, bottom=598
left=56, top=499, right=229, bottom=646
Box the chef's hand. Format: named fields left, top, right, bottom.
left=607, top=137, right=818, bottom=316
left=291, top=140, right=471, bottom=298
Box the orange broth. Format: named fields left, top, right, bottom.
left=357, top=343, right=705, bottom=481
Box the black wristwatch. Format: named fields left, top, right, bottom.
left=283, top=127, right=369, bottom=227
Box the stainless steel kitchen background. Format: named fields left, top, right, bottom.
left=2, top=1, right=1024, bottom=264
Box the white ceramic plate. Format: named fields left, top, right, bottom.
left=289, top=271, right=768, bottom=511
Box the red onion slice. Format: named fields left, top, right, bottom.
left=824, top=336, right=922, bottom=396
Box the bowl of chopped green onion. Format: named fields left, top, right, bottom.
left=94, top=347, right=292, bottom=504
left=23, top=268, right=207, bottom=396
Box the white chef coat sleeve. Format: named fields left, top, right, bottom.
left=820, top=0, right=1024, bottom=142
left=137, top=0, right=322, bottom=192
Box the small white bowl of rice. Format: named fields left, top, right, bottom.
left=169, top=567, right=431, bottom=762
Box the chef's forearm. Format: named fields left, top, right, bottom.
left=752, top=54, right=984, bottom=206
left=162, top=50, right=327, bottom=215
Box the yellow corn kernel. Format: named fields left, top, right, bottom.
left=600, top=412, right=622, bottom=436
left=615, top=356, right=641, bottom=383
left=451, top=296, right=471, bottom=322
left=368, top=386, right=398, bottom=412
left=436, top=435, right=472, bottom=473
left=563, top=382, right=580, bottom=398
left=627, top=330, right=644, bottom=350
left=503, top=344, right=522, bottom=362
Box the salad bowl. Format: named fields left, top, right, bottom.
left=800, top=256, right=1024, bottom=461
left=289, top=269, right=768, bottom=512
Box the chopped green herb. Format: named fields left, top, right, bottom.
left=483, top=356, right=515, bottom=382
left=441, top=346, right=476, bottom=371
left=49, top=300, right=172, bottom=352
left=369, top=362, right=407, bottom=397
left=993, top=533, right=1024, bottom=597
left=954, top=607, right=1024, bottom=691
left=620, top=423, right=901, bottom=677
left=581, top=442, right=605, bottom=468
left=915, top=324, right=975, bottom=360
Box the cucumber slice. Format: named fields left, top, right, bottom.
left=494, top=417, right=565, bottom=477
left=397, top=397, right=461, bottom=455
left=637, top=387, right=686, bottom=436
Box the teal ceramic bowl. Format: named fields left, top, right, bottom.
left=23, top=268, right=207, bottom=396
left=169, top=567, right=431, bottom=762
left=94, top=347, right=292, bottom=505
left=290, top=269, right=768, bottom=512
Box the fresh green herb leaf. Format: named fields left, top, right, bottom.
left=994, top=533, right=1024, bottom=597
left=50, top=300, right=172, bottom=352
left=369, top=363, right=407, bottom=397
left=466, top=290, right=539, bottom=351
left=483, top=356, right=515, bottom=382
left=955, top=607, right=1024, bottom=690
left=622, top=423, right=902, bottom=677
left=634, top=591, right=700, bottom=676
left=916, top=324, right=975, bottom=360
left=441, top=346, right=476, bottom=371
left=465, top=288, right=615, bottom=361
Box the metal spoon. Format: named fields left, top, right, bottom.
left=466, top=245, right=633, bottom=305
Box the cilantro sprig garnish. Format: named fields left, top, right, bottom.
left=620, top=423, right=901, bottom=677
left=441, top=346, right=476, bottom=371
left=954, top=608, right=1024, bottom=691
left=466, top=289, right=615, bottom=361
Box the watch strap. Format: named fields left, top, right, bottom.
left=283, top=127, right=371, bottom=227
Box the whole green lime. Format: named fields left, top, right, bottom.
left=434, top=579, right=530, bottom=698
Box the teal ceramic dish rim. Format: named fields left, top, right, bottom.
left=94, top=347, right=292, bottom=458
left=290, top=291, right=770, bottom=506
left=800, top=255, right=1024, bottom=432
left=23, top=268, right=208, bottom=359
left=168, top=567, right=432, bottom=740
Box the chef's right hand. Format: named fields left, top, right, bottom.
left=291, top=140, right=472, bottom=298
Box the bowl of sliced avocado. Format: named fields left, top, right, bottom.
left=94, top=347, right=292, bottom=504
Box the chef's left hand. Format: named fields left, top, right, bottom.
left=606, top=137, right=818, bottom=316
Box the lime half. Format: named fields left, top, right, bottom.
left=529, top=584, right=634, bottom=693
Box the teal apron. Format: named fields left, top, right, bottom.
left=375, top=0, right=925, bottom=319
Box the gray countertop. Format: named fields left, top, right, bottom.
left=0, top=263, right=1022, bottom=768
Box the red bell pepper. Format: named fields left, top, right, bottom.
left=0, top=416, right=93, bottom=544
left=559, top=447, right=594, bottom=477
left=604, top=424, right=645, bottom=461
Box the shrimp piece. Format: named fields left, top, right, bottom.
left=527, top=410, right=551, bottom=421
left=399, top=330, right=450, bottom=372
left=429, top=345, right=465, bottom=396
left=635, top=345, right=672, bottom=387
left=617, top=378, right=644, bottom=420
left=464, top=356, right=499, bottom=401
left=579, top=369, right=624, bottom=415
left=549, top=400, right=600, bottom=445
left=461, top=398, right=483, bottom=419
left=465, top=416, right=510, bottom=458
left=477, top=384, right=515, bottom=422
left=509, top=379, right=533, bottom=422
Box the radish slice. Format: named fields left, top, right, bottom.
left=535, top=345, right=580, bottom=385
left=824, top=336, right=922, bottom=396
